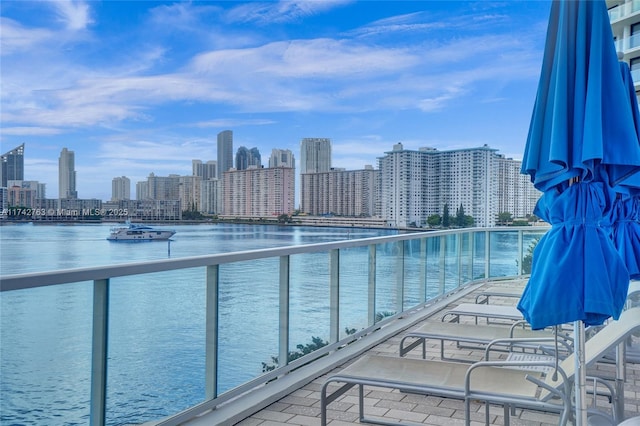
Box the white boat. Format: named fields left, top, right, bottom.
left=107, top=222, right=176, bottom=241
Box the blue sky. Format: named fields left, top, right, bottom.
left=1, top=0, right=552, bottom=201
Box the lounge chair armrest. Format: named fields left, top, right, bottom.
left=484, top=337, right=569, bottom=360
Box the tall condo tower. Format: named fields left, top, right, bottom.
left=58, top=147, right=77, bottom=199
left=1, top=143, right=25, bottom=188
left=269, top=149, right=295, bottom=169
left=112, top=176, right=131, bottom=201
left=300, top=138, right=331, bottom=174
left=217, top=130, right=233, bottom=178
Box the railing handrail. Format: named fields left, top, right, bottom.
left=0, top=226, right=543, bottom=292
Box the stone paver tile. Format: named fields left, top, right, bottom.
left=252, top=409, right=295, bottom=423
left=234, top=417, right=264, bottom=426
left=285, top=414, right=321, bottom=426
left=385, top=408, right=428, bottom=423
left=282, top=404, right=321, bottom=418
left=280, top=395, right=317, bottom=407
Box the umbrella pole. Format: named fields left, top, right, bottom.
left=574, top=320, right=587, bottom=426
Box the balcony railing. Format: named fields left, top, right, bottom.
left=0, top=226, right=546, bottom=426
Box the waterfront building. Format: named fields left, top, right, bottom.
left=222, top=167, right=295, bottom=217
left=58, top=147, right=77, bottom=199
left=269, top=149, right=295, bottom=169
left=300, top=138, right=331, bottom=174
left=609, top=0, right=640, bottom=99
left=192, top=160, right=217, bottom=181
left=1, top=143, right=24, bottom=188
left=6, top=180, right=46, bottom=208
left=179, top=175, right=202, bottom=212
left=200, top=178, right=221, bottom=214
left=138, top=173, right=180, bottom=203
left=118, top=199, right=181, bottom=220
left=235, top=146, right=262, bottom=170
left=300, top=166, right=378, bottom=217
left=496, top=156, right=540, bottom=219
left=378, top=144, right=510, bottom=228
left=111, top=176, right=130, bottom=201
left=217, top=130, right=233, bottom=179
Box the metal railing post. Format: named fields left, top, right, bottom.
left=396, top=240, right=405, bottom=313
left=484, top=230, right=490, bottom=280
left=368, top=244, right=377, bottom=325
left=456, top=233, right=462, bottom=287
left=439, top=235, right=446, bottom=295
left=517, top=230, right=524, bottom=277
left=90, top=279, right=109, bottom=426
left=205, top=265, right=219, bottom=400
left=278, top=256, right=290, bottom=367
left=329, top=249, right=340, bottom=343
left=420, top=237, right=427, bottom=302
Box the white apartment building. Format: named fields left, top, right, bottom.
left=300, top=138, right=331, bottom=174
left=192, top=160, right=217, bottom=181
left=179, top=175, right=202, bottom=212
left=111, top=176, right=130, bottom=201
left=200, top=179, right=221, bottom=214
left=136, top=173, right=180, bottom=202
left=300, top=166, right=379, bottom=217
left=58, top=147, right=77, bottom=199
left=377, top=144, right=529, bottom=228
left=269, top=149, right=295, bottom=169
left=496, top=156, right=540, bottom=219
left=222, top=167, right=295, bottom=217
left=609, top=0, right=640, bottom=100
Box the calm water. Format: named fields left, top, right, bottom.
left=0, top=223, right=528, bottom=426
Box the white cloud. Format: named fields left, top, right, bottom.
left=225, top=0, right=352, bottom=24
left=50, top=0, right=93, bottom=31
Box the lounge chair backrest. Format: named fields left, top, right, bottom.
left=540, top=307, right=640, bottom=398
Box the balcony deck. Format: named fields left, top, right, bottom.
left=188, top=279, right=640, bottom=426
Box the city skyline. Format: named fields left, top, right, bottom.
left=1, top=1, right=553, bottom=201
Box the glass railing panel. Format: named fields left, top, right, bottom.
left=458, top=232, right=473, bottom=285
left=338, top=246, right=372, bottom=337
left=443, top=233, right=461, bottom=292
left=633, top=0, right=640, bottom=14
left=424, top=235, right=444, bottom=300
left=373, top=241, right=402, bottom=320
left=630, top=33, right=640, bottom=49
left=401, top=237, right=426, bottom=309
left=472, top=230, right=487, bottom=280
left=106, top=269, right=206, bottom=424
left=288, top=252, right=331, bottom=354
left=489, top=231, right=519, bottom=278
left=521, top=230, right=545, bottom=275
left=609, top=5, right=621, bottom=21
left=217, top=259, right=279, bottom=393
left=0, top=282, right=93, bottom=426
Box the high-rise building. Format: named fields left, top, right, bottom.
left=496, top=156, right=539, bottom=218
left=58, top=147, right=77, bottom=199
left=269, top=149, right=295, bottom=169
left=608, top=0, right=640, bottom=100
left=217, top=130, right=233, bottom=179
left=192, top=160, right=217, bottom=180
left=235, top=147, right=262, bottom=170
left=137, top=173, right=180, bottom=201
left=200, top=179, right=221, bottom=214
left=301, top=166, right=378, bottom=217
left=300, top=138, right=331, bottom=174
left=111, top=176, right=131, bottom=201
left=222, top=167, right=295, bottom=217
left=179, top=175, right=202, bottom=212
left=1, top=143, right=25, bottom=188
left=376, top=144, right=535, bottom=228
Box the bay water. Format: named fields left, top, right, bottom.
left=0, top=223, right=525, bottom=425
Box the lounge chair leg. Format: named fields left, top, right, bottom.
left=359, top=384, right=364, bottom=422
left=503, top=404, right=510, bottom=426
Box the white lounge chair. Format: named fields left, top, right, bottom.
left=399, top=320, right=572, bottom=362
left=321, top=307, right=640, bottom=426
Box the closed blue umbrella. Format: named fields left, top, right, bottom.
left=518, top=1, right=640, bottom=424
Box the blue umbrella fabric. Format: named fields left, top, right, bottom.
left=521, top=0, right=640, bottom=193
left=612, top=195, right=640, bottom=280
left=518, top=0, right=640, bottom=331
